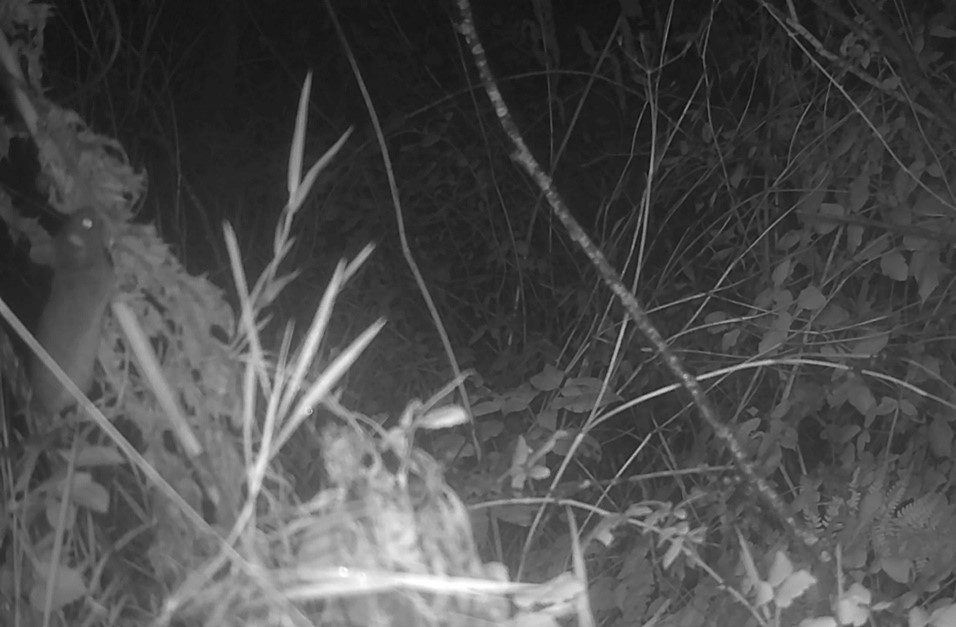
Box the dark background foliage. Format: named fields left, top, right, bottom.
left=5, top=0, right=956, bottom=624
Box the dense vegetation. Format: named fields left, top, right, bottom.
left=3, top=1, right=956, bottom=626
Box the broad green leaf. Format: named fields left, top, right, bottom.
left=851, top=332, right=888, bottom=357
left=880, top=251, right=908, bottom=281
left=880, top=76, right=901, bottom=90
left=45, top=499, right=76, bottom=531
left=472, top=399, right=502, bottom=417
left=894, top=165, right=914, bottom=202
left=777, top=229, right=802, bottom=250
left=722, top=328, right=740, bottom=350
left=913, top=189, right=949, bottom=216
left=530, top=364, right=564, bottom=391
left=836, top=582, right=872, bottom=626
left=71, top=474, right=109, bottom=513
left=857, top=236, right=889, bottom=262
left=928, top=416, right=954, bottom=458
left=492, top=504, right=536, bottom=526
left=759, top=328, right=787, bottom=354
left=767, top=550, right=794, bottom=587
left=772, top=258, right=792, bottom=286
left=62, top=444, right=123, bottom=467
left=815, top=202, right=845, bottom=235
left=816, top=303, right=849, bottom=329
left=912, top=249, right=941, bottom=301
left=773, top=289, right=794, bottom=309
left=477, top=418, right=503, bottom=440
left=662, top=535, right=683, bottom=568
left=772, top=311, right=793, bottom=331
left=775, top=570, right=817, bottom=608
left=704, top=310, right=731, bottom=334
left=880, top=557, right=911, bottom=584
left=797, top=286, right=826, bottom=311
left=549, top=430, right=600, bottom=458
left=847, top=379, right=876, bottom=415
left=798, top=188, right=824, bottom=216
left=501, top=385, right=538, bottom=413
left=536, top=408, right=557, bottom=431
left=849, top=173, right=870, bottom=212
left=730, top=163, right=745, bottom=189
left=29, top=563, right=87, bottom=611
left=755, top=580, right=774, bottom=606
left=930, top=24, right=956, bottom=38
left=926, top=602, right=956, bottom=627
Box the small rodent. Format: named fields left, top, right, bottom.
left=28, top=207, right=116, bottom=416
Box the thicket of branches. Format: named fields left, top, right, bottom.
left=2, top=1, right=956, bottom=626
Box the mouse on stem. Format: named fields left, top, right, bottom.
left=28, top=206, right=116, bottom=417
